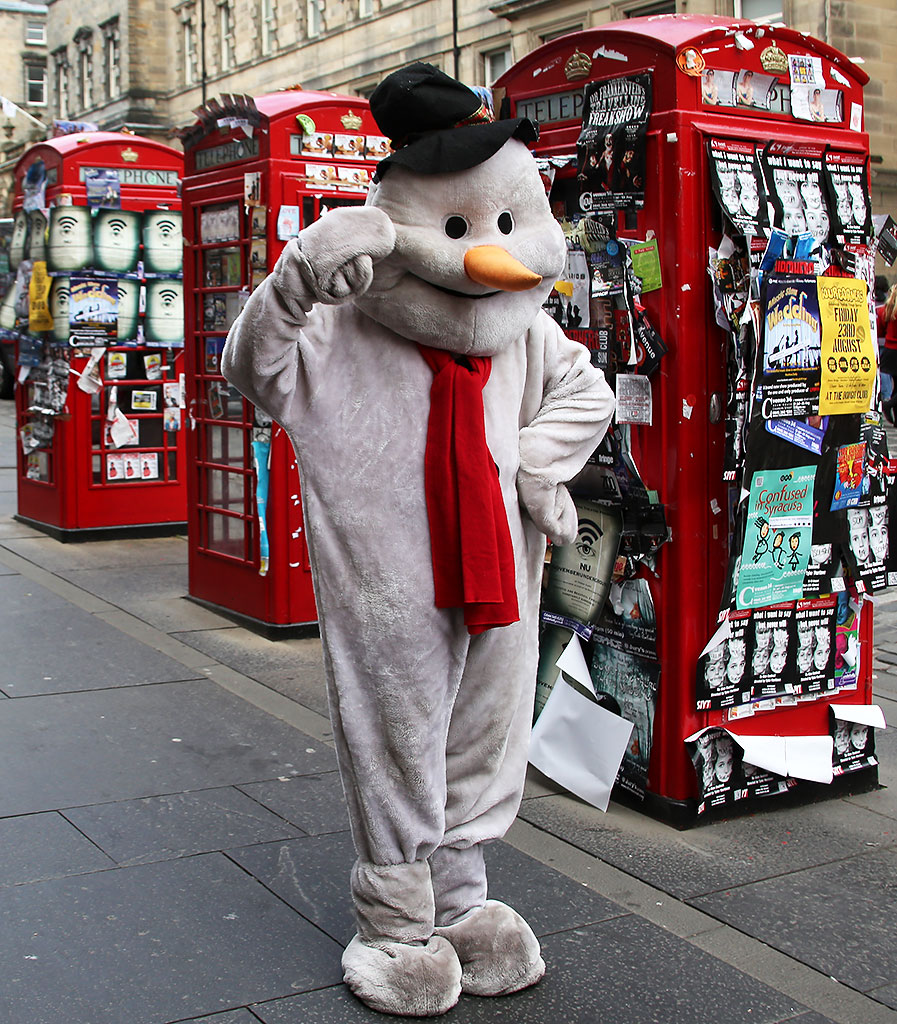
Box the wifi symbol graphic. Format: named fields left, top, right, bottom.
left=55, top=214, right=78, bottom=236
left=94, top=210, right=140, bottom=273
left=144, top=211, right=183, bottom=274
left=146, top=280, right=184, bottom=344
left=576, top=517, right=604, bottom=555
left=154, top=218, right=177, bottom=238
left=48, top=207, right=93, bottom=272
left=157, top=286, right=178, bottom=308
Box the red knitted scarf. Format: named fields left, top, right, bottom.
left=417, top=344, right=519, bottom=635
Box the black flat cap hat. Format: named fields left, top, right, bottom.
left=370, top=62, right=538, bottom=178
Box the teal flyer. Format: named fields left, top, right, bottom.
left=737, top=465, right=815, bottom=610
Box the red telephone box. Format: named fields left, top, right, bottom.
left=498, top=16, right=879, bottom=821
left=10, top=133, right=186, bottom=539
left=180, top=92, right=382, bottom=635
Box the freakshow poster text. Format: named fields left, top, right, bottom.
left=577, top=74, right=651, bottom=215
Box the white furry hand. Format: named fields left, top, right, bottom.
left=516, top=469, right=579, bottom=546
left=289, top=205, right=396, bottom=305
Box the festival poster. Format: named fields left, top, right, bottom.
left=737, top=465, right=815, bottom=610
left=824, top=151, right=872, bottom=245
left=588, top=238, right=625, bottom=297
left=733, top=69, right=778, bottom=111
left=830, top=708, right=878, bottom=776
left=707, top=138, right=769, bottom=237
left=793, top=595, right=838, bottom=694
left=802, top=538, right=844, bottom=597
left=546, top=247, right=590, bottom=330
left=69, top=276, right=118, bottom=346
left=592, top=579, right=657, bottom=660
left=844, top=503, right=890, bottom=594
left=765, top=415, right=828, bottom=457
left=631, top=310, right=667, bottom=377
left=858, top=422, right=890, bottom=508
left=830, top=441, right=866, bottom=510
left=696, top=608, right=752, bottom=711
left=590, top=643, right=660, bottom=801
left=689, top=728, right=744, bottom=811
left=788, top=54, right=843, bottom=125
left=817, top=276, right=875, bottom=415
left=834, top=590, right=862, bottom=691
left=761, top=142, right=830, bottom=242
left=576, top=74, right=651, bottom=215
left=750, top=602, right=796, bottom=700
left=687, top=728, right=793, bottom=815
left=757, top=275, right=821, bottom=419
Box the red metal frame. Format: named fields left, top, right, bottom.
left=497, top=16, right=872, bottom=810
left=181, top=93, right=381, bottom=632
left=12, top=133, right=186, bottom=537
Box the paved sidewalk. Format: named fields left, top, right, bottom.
left=0, top=397, right=895, bottom=1024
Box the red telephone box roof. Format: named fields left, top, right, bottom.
left=18, top=131, right=182, bottom=160
left=13, top=132, right=183, bottom=200
left=499, top=14, right=867, bottom=86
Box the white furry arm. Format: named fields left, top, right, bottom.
left=517, top=314, right=616, bottom=545
left=222, top=206, right=396, bottom=424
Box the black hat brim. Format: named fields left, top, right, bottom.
left=376, top=118, right=538, bottom=179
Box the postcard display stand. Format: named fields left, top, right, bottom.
left=6, top=134, right=187, bottom=538
left=180, top=92, right=383, bottom=634
left=498, top=15, right=890, bottom=823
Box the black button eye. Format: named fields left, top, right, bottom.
left=444, top=215, right=469, bottom=239
left=497, top=211, right=514, bottom=234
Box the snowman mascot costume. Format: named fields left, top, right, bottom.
left=223, top=63, right=615, bottom=1017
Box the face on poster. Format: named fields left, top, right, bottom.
left=824, top=151, right=872, bottom=245
left=737, top=465, right=815, bottom=610
left=708, top=139, right=768, bottom=237
left=762, top=143, right=828, bottom=242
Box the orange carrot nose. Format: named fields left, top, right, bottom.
left=463, top=245, right=543, bottom=292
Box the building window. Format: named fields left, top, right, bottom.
left=734, top=0, right=782, bottom=22
left=307, top=0, right=323, bottom=38
left=259, top=0, right=277, bottom=55
left=540, top=24, right=582, bottom=43
left=484, top=47, right=510, bottom=85
left=25, top=62, right=47, bottom=106
left=624, top=1, right=674, bottom=14
left=26, top=20, right=46, bottom=45
left=358, top=0, right=373, bottom=16
left=53, top=49, right=69, bottom=118
left=218, top=0, right=235, bottom=71
left=101, top=19, right=121, bottom=100
left=75, top=29, right=93, bottom=110
left=179, top=5, right=198, bottom=85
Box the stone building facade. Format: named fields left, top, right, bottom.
left=0, top=0, right=48, bottom=209
left=2, top=0, right=895, bottom=233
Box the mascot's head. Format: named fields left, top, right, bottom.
left=355, top=62, right=566, bottom=357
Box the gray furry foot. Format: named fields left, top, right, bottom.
left=434, top=899, right=545, bottom=996
left=342, top=933, right=462, bottom=1017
